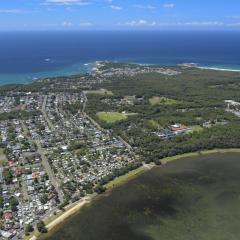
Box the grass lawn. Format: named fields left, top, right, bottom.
left=190, top=125, right=204, bottom=133
left=96, top=112, right=127, bottom=124
left=147, top=120, right=160, bottom=129
left=0, top=148, right=7, bottom=165
left=86, top=89, right=113, bottom=96
left=161, top=148, right=240, bottom=165
left=105, top=163, right=155, bottom=190
left=149, top=96, right=181, bottom=106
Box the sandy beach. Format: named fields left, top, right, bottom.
left=29, top=197, right=91, bottom=240
left=198, top=66, right=240, bottom=72
left=47, top=198, right=91, bottom=232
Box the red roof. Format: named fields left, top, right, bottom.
left=4, top=212, right=13, bottom=221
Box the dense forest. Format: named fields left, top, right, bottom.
left=86, top=65, right=240, bottom=162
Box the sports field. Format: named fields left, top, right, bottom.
left=96, top=112, right=127, bottom=123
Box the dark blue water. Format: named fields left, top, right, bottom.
left=0, top=31, right=240, bottom=84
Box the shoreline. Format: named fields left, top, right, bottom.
left=28, top=148, right=240, bottom=240
left=2, top=61, right=240, bottom=86
left=45, top=197, right=91, bottom=232
left=198, top=66, right=240, bottom=72
left=0, top=61, right=96, bottom=86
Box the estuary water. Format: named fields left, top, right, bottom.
left=41, top=152, right=240, bottom=240
left=1, top=31, right=240, bottom=84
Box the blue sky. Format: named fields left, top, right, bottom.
left=0, top=0, right=240, bottom=30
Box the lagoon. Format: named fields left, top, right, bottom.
left=41, top=152, right=240, bottom=240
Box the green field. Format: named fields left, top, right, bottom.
left=96, top=112, right=127, bottom=123
left=190, top=125, right=204, bottom=133
left=0, top=148, right=7, bottom=165
left=146, top=120, right=160, bottom=129
left=149, top=96, right=181, bottom=106
left=105, top=163, right=155, bottom=190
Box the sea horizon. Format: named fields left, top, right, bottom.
left=1, top=30, right=240, bottom=84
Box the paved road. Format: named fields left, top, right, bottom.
left=82, top=91, right=88, bottom=113
left=117, top=136, right=132, bottom=150
left=81, top=92, right=104, bottom=130
left=35, top=140, right=64, bottom=203
left=21, top=119, right=64, bottom=203
left=42, top=95, right=56, bottom=132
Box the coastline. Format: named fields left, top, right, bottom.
left=27, top=197, right=92, bottom=240
left=198, top=66, right=240, bottom=72
left=0, top=62, right=95, bottom=85
left=2, top=61, right=240, bottom=86
left=28, top=148, right=240, bottom=240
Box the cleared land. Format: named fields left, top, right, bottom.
left=96, top=112, right=127, bottom=124
left=86, top=89, right=113, bottom=96
left=149, top=96, right=181, bottom=106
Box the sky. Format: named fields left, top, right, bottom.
left=0, top=0, right=240, bottom=30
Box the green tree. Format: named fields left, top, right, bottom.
left=37, top=221, right=47, bottom=233
left=94, top=185, right=106, bottom=194
left=25, top=224, right=34, bottom=235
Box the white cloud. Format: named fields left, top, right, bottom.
left=226, top=22, right=240, bottom=27
left=44, top=0, right=91, bottom=5
left=133, top=5, right=156, bottom=10
left=124, top=20, right=157, bottom=27
left=154, top=21, right=224, bottom=27
left=178, top=21, right=224, bottom=26
left=62, top=21, right=73, bottom=27
left=42, top=21, right=93, bottom=28
left=163, top=3, right=175, bottom=8
left=110, top=5, right=122, bottom=10
left=79, top=21, right=93, bottom=26
left=41, top=23, right=59, bottom=27
left=0, top=9, right=26, bottom=14
left=226, top=16, right=240, bottom=19
left=120, top=20, right=229, bottom=28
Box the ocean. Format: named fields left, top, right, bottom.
left=0, top=30, right=240, bottom=84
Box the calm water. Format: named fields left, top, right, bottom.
left=1, top=31, right=240, bottom=84
left=42, top=153, right=240, bottom=240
